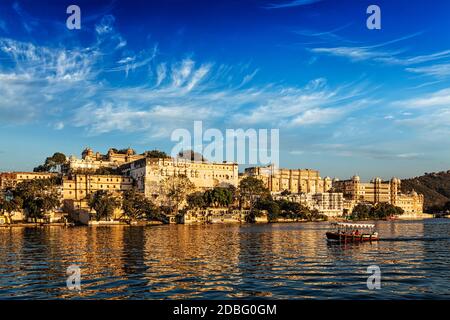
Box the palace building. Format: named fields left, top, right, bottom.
left=0, top=172, right=57, bottom=190
left=273, top=192, right=344, bottom=217
left=333, top=176, right=424, bottom=214
left=62, top=174, right=133, bottom=201
left=121, top=157, right=239, bottom=199
left=244, top=165, right=333, bottom=194
left=64, top=148, right=145, bottom=173
left=62, top=174, right=134, bottom=221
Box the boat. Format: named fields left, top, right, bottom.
left=326, top=222, right=379, bottom=242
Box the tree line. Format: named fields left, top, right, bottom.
left=349, top=202, right=404, bottom=220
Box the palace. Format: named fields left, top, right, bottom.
left=333, top=176, right=424, bottom=214
left=244, top=165, right=333, bottom=194
left=0, top=172, right=57, bottom=190
left=0, top=147, right=426, bottom=223
left=121, top=157, right=239, bottom=199
left=62, top=174, right=134, bottom=221
left=63, top=147, right=145, bottom=173
left=273, top=192, right=344, bottom=217
left=62, top=174, right=133, bottom=201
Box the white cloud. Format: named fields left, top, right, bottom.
left=0, top=16, right=374, bottom=139
left=291, top=108, right=344, bottom=126
left=393, top=88, right=450, bottom=108
left=406, top=63, right=450, bottom=78
left=264, top=0, right=322, bottom=9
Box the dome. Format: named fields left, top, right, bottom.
left=391, top=177, right=400, bottom=184
left=352, top=175, right=360, bottom=182
left=324, top=176, right=331, bottom=181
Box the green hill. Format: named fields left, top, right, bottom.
left=401, top=170, right=450, bottom=212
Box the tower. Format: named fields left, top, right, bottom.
left=352, top=175, right=360, bottom=200
left=390, top=177, right=400, bottom=206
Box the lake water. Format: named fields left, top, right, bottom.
left=0, top=219, right=449, bottom=299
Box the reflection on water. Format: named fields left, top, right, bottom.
left=0, top=219, right=449, bottom=299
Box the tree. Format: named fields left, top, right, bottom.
left=239, top=177, right=269, bottom=222
left=371, top=203, right=404, bottom=219
left=88, top=190, right=120, bottom=221
left=14, top=179, right=60, bottom=222
left=276, top=199, right=309, bottom=220
left=143, top=150, right=171, bottom=159
left=34, top=152, right=67, bottom=172
left=203, top=187, right=234, bottom=208
left=187, top=191, right=207, bottom=209
left=159, top=175, right=195, bottom=215
left=350, top=203, right=371, bottom=220
left=122, top=189, right=158, bottom=221
left=255, top=197, right=280, bottom=222
left=350, top=202, right=404, bottom=220
left=0, top=189, right=23, bottom=222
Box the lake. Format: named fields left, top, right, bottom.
left=0, top=219, right=449, bottom=299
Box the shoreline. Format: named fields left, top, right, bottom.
left=0, top=215, right=440, bottom=228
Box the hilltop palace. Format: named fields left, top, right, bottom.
left=0, top=148, right=424, bottom=223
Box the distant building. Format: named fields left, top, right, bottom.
left=394, top=190, right=424, bottom=215
left=0, top=172, right=57, bottom=190
left=64, top=147, right=145, bottom=173
left=244, top=165, right=332, bottom=194
left=273, top=192, right=344, bottom=217
left=62, top=174, right=133, bottom=202
left=121, top=157, right=239, bottom=199
left=333, top=176, right=424, bottom=214
left=62, top=174, right=133, bottom=220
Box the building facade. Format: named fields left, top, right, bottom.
left=333, top=176, right=424, bottom=214
left=62, top=174, right=133, bottom=202
left=0, top=172, right=57, bottom=190
left=64, top=148, right=145, bottom=173
left=122, top=158, right=239, bottom=198
left=273, top=192, right=344, bottom=217
left=244, top=165, right=332, bottom=194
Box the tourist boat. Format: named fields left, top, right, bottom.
left=326, top=222, right=379, bottom=242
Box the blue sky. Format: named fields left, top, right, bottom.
left=1, top=0, right=450, bottom=180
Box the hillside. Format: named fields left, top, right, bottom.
left=401, top=170, right=450, bottom=211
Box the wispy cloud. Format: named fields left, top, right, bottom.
left=12, top=1, right=38, bottom=33
left=393, top=88, right=450, bottom=108
left=310, top=32, right=450, bottom=68
left=264, top=0, right=322, bottom=9
left=392, top=88, right=450, bottom=137
left=406, top=63, right=450, bottom=78
left=289, top=143, right=426, bottom=160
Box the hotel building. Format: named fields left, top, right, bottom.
left=0, top=172, right=57, bottom=190
left=273, top=192, right=344, bottom=217
left=121, top=157, right=239, bottom=199
left=333, top=176, right=424, bottom=214
left=244, top=165, right=333, bottom=194
left=64, top=148, right=145, bottom=173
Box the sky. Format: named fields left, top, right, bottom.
left=0, top=0, right=450, bottom=180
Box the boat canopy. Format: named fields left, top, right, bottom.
left=331, top=222, right=375, bottom=229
